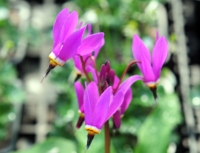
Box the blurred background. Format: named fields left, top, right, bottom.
left=0, top=0, right=200, bottom=153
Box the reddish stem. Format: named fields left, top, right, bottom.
left=114, top=60, right=140, bottom=93
left=80, top=56, right=91, bottom=82
left=104, top=121, right=110, bottom=153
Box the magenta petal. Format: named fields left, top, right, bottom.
left=113, top=110, right=121, bottom=129
left=53, top=8, right=70, bottom=47
left=113, top=76, right=120, bottom=90
left=84, top=82, right=99, bottom=125
left=58, top=26, right=86, bottom=62
left=106, top=91, right=124, bottom=120
left=74, top=82, right=84, bottom=111
left=52, top=43, right=62, bottom=56
left=121, top=88, right=132, bottom=114
left=94, top=38, right=105, bottom=58
left=140, top=50, right=156, bottom=82
left=116, top=75, right=142, bottom=95
left=152, top=36, right=168, bottom=80
left=77, top=32, right=104, bottom=56
left=60, top=11, right=79, bottom=42
left=87, top=24, right=92, bottom=35
left=73, top=56, right=82, bottom=72
left=93, top=87, right=113, bottom=129
left=132, top=34, right=151, bottom=70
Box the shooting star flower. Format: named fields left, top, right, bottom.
left=84, top=82, right=124, bottom=149
left=113, top=75, right=142, bottom=129
left=74, top=81, right=85, bottom=128
left=132, top=34, right=168, bottom=99
left=42, top=8, right=104, bottom=81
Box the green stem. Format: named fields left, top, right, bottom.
left=104, top=121, right=110, bottom=153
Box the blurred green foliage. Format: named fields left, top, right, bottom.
left=0, top=63, right=25, bottom=142
left=12, top=137, right=77, bottom=153
left=0, top=1, right=25, bottom=143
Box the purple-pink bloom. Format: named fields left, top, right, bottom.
left=113, top=75, right=142, bottom=128
left=84, top=82, right=124, bottom=134
left=49, top=8, right=82, bottom=66
left=132, top=34, right=168, bottom=88
left=73, top=38, right=104, bottom=74
left=48, top=8, right=104, bottom=67
left=74, top=81, right=85, bottom=128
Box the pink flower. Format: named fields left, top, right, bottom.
left=132, top=34, right=168, bottom=88
left=49, top=8, right=104, bottom=67
left=49, top=8, right=83, bottom=66
left=73, top=38, right=104, bottom=74
left=113, top=75, right=142, bottom=128
left=74, top=81, right=85, bottom=128
left=42, top=8, right=104, bottom=81
left=84, top=82, right=124, bottom=148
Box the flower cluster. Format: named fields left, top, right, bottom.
left=44, top=8, right=168, bottom=150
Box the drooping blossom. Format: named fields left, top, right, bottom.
left=74, top=81, right=85, bottom=128
left=73, top=37, right=104, bottom=75
left=42, top=8, right=104, bottom=80
left=73, top=24, right=104, bottom=81
left=132, top=34, right=168, bottom=99
left=87, top=61, right=142, bottom=129
left=84, top=82, right=124, bottom=149
left=112, top=75, right=142, bottom=128
left=47, top=8, right=83, bottom=69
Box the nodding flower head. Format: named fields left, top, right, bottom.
left=112, top=75, right=142, bottom=129
left=73, top=35, right=104, bottom=75
left=42, top=8, right=104, bottom=81
left=84, top=82, right=124, bottom=149
left=74, top=81, right=85, bottom=129
left=132, top=33, right=168, bottom=99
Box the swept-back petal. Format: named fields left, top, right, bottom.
left=152, top=36, right=168, bottom=80
left=140, top=50, right=156, bottom=82
left=93, top=87, right=113, bottom=129
left=73, top=56, right=82, bottom=72
left=77, top=32, right=104, bottom=56
left=116, top=75, right=142, bottom=95
left=87, top=24, right=92, bottom=35
left=113, top=76, right=120, bottom=90
left=94, top=38, right=105, bottom=58
left=132, top=34, right=151, bottom=71
left=60, top=11, right=79, bottom=42
left=58, top=26, right=86, bottom=62
left=52, top=43, right=62, bottom=56
left=84, top=82, right=99, bottom=125
left=106, top=92, right=124, bottom=120
left=53, top=8, right=70, bottom=47
left=121, top=88, right=132, bottom=114
left=113, top=110, right=121, bottom=129
left=74, top=82, right=84, bottom=111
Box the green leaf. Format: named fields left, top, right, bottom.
left=12, top=137, right=77, bottom=153
left=133, top=94, right=182, bottom=153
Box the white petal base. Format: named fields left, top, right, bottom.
left=49, top=52, right=65, bottom=66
